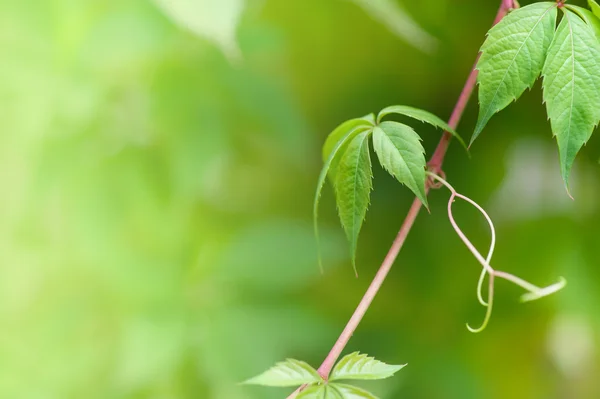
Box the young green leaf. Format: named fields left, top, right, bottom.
left=589, top=0, right=600, bottom=18
left=542, top=9, right=600, bottom=192
left=332, top=383, right=379, bottom=399
left=330, top=352, right=406, bottom=381
left=334, top=131, right=374, bottom=274
left=566, top=5, right=600, bottom=39
left=377, top=105, right=467, bottom=149
left=372, top=121, right=427, bottom=207
left=473, top=2, right=557, bottom=143
left=323, top=117, right=374, bottom=181
left=314, top=124, right=373, bottom=271
left=243, top=359, right=323, bottom=387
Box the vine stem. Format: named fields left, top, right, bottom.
left=286, top=1, right=518, bottom=398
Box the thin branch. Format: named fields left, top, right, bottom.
left=286, top=1, right=519, bottom=398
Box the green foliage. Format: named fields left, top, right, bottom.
left=474, top=1, right=600, bottom=191
left=372, top=122, right=427, bottom=207
left=474, top=2, right=557, bottom=142
left=243, top=359, right=323, bottom=387
left=330, top=352, right=406, bottom=381
left=543, top=7, right=600, bottom=192
left=590, top=0, right=600, bottom=17
left=314, top=106, right=460, bottom=273
left=245, top=353, right=404, bottom=398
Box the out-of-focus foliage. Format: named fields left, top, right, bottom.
left=1, top=0, right=599, bottom=399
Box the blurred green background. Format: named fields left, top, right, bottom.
left=1, top=0, right=599, bottom=398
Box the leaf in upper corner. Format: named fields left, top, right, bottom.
left=542, top=9, right=600, bottom=192
left=377, top=105, right=467, bottom=150
left=473, top=2, right=557, bottom=143
left=589, top=0, right=600, bottom=18
left=330, top=352, right=406, bottom=381
left=567, top=5, right=600, bottom=39
left=242, top=359, right=323, bottom=387
left=372, top=121, right=427, bottom=207
left=334, top=131, right=373, bottom=273
left=351, top=0, right=437, bottom=53
left=154, top=0, right=245, bottom=60
left=331, top=383, right=380, bottom=399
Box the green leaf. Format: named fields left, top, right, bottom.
left=334, top=131, right=374, bottom=274
left=243, top=359, right=323, bottom=387
left=473, top=2, right=557, bottom=143
left=330, top=352, right=406, bottom=381
left=542, top=9, right=600, bottom=192
left=314, top=124, right=372, bottom=271
left=331, top=383, right=379, bottom=399
left=377, top=105, right=467, bottom=149
left=589, top=0, right=600, bottom=18
left=372, top=121, right=427, bottom=207
left=566, top=5, right=600, bottom=39
left=153, top=0, right=245, bottom=60
left=322, top=116, right=375, bottom=179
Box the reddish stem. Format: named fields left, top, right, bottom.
left=286, top=2, right=517, bottom=398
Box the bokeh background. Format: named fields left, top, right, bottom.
left=1, top=0, right=599, bottom=398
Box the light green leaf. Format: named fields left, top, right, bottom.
left=351, top=0, right=437, bottom=53
left=473, top=2, right=557, bottom=143
left=331, top=383, right=379, bottom=399
left=314, top=124, right=372, bottom=271
left=297, top=384, right=341, bottom=399
left=334, top=131, right=374, bottom=274
left=372, top=121, right=427, bottom=207
left=322, top=116, right=375, bottom=178
left=542, top=9, right=600, bottom=192
left=330, top=352, right=406, bottom=381
left=377, top=105, right=467, bottom=149
left=154, top=0, right=245, bottom=60
left=243, top=359, right=323, bottom=387
left=566, top=5, right=600, bottom=39
left=589, top=0, right=600, bottom=18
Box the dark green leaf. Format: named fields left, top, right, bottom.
left=372, top=121, right=427, bottom=207
left=473, top=2, right=557, bottom=143
left=542, top=9, right=600, bottom=192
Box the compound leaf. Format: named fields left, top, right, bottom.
left=243, top=359, right=323, bottom=387
left=373, top=121, right=427, bottom=207
left=330, top=352, right=406, bottom=381
left=473, top=2, right=557, bottom=143
left=377, top=105, right=466, bottom=149
left=334, top=131, right=374, bottom=274
left=567, top=5, right=600, bottom=39
left=542, top=9, right=600, bottom=192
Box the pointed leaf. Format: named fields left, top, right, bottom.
left=330, top=352, right=406, bottom=381
left=334, top=131, right=373, bottom=273
left=314, top=124, right=372, bottom=271
left=297, top=385, right=343, bottom=399
left=373, top=121, right=427, bottom=207
left=473, top=2, right=557, bottom=143
left=589, top=0, right=600, bottom=18
left=331, top=383, right=380, bottom=399
left=566, top=5, right=600, bottom=39
left=323, top=116, right=374, bottom=180
left=377, top=105, right=467, bottom=149
left=243, top=359, right=323, bottom=387
left=542, top=9, right=600, bottom=191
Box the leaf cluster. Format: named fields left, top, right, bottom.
left=243, top=352, right=406, bottom=398
left=474, top=0, right=600, bottom=192
left=314, top=106, right=464, bottom=273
